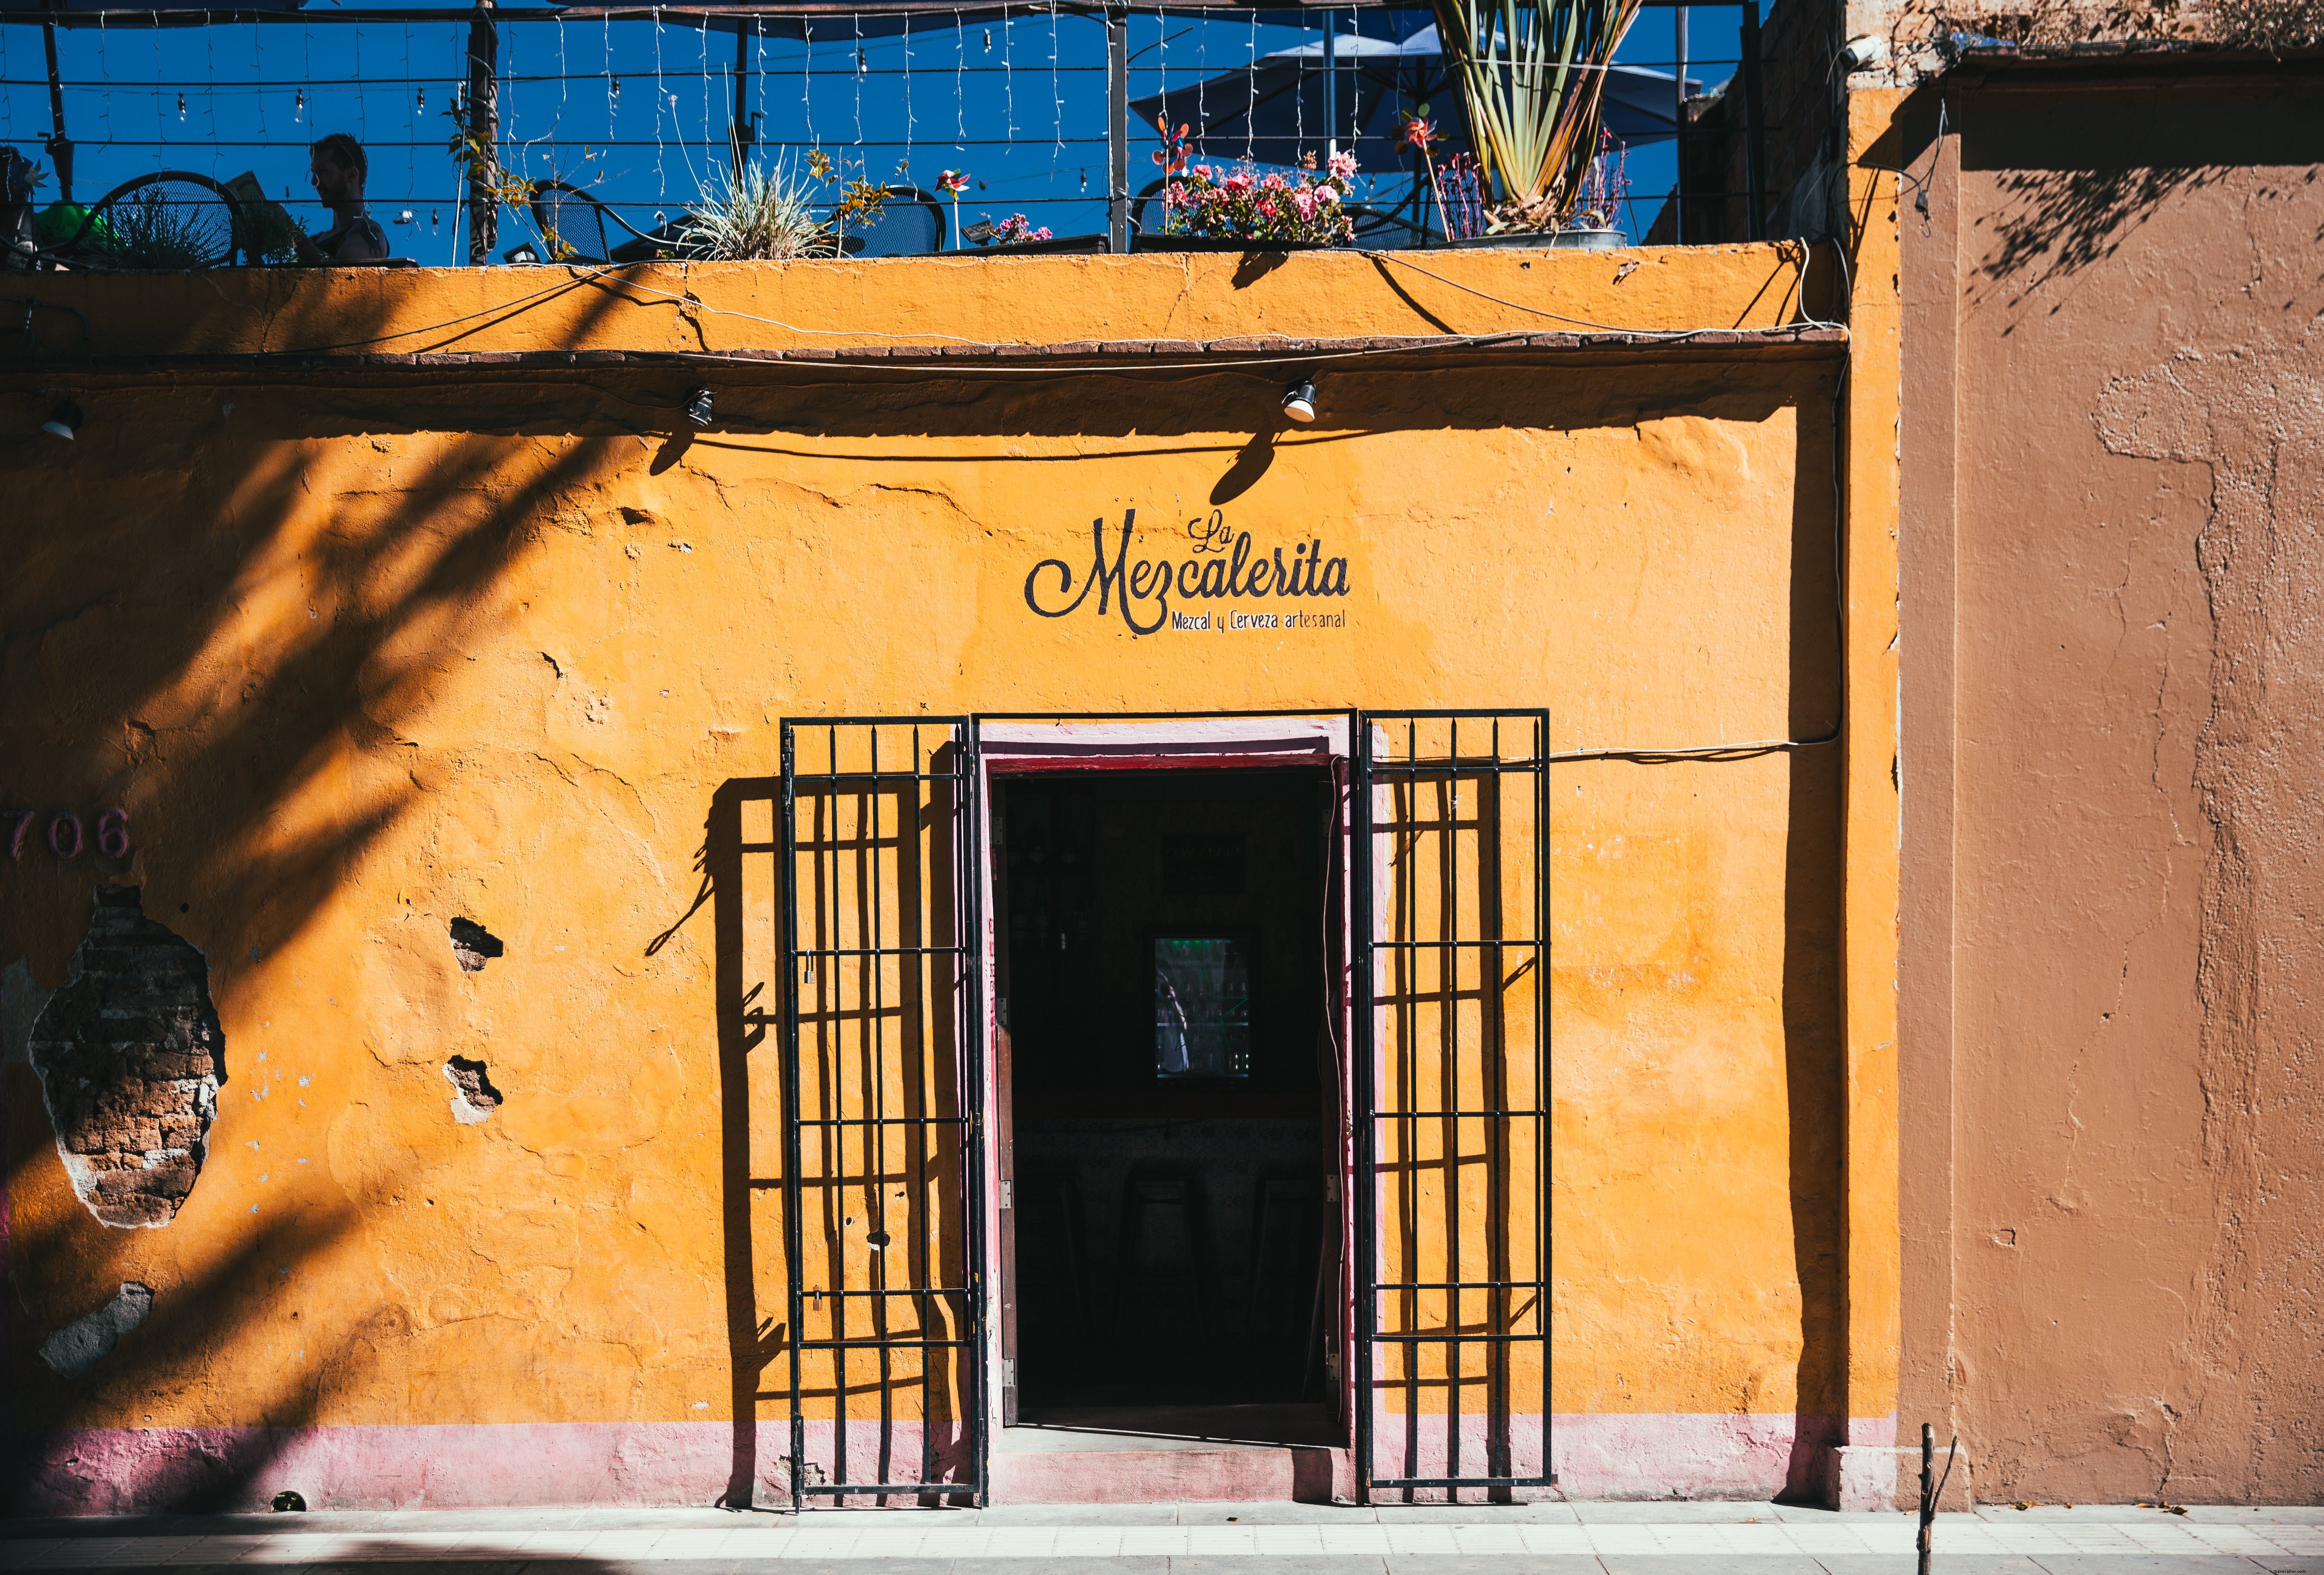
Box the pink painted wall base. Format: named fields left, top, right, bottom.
left=4, top=1414, right=1887, bottom=1513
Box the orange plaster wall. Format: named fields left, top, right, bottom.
left=0, top=248, right=1879, bottom=1478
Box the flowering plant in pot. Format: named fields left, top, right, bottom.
left=965, top=212, right=1055, bottom=247
left=1159, top=154, right=1358, bottom=247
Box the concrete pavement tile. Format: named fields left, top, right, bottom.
left=1175, top=1504, right=1364, bottom=1525
left=2250, top=1560, right=2324, bottom=1574
left=1594, top=1559, right=1825, bottom=1574
left=2224, top=1511, right=2324, bottom=1526
left=1374, top=1502, right=1582, bottom=1523
left=2008, top=1560, right=2288, bottom=1573
left=1815, top=1559, right=2053, bottom=1574
left=1571, top=1502, right=1783, bottom=1522
left=950, top=1562, right=1173, bottom=1575
left=1170, top=1559, right=1390, bottom=1575
left=1383, top=1561, right=1606, bottom=1574
left=974, top=1506, right=1182, bottom=1526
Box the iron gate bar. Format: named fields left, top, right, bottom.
left=798, top=1116, right=972, bottom=1127
left=1352, top=709, right=1550, bottom=1500
left=781, top=717, right=986, bottom=1510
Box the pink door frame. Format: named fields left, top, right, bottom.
left=973, top=717, right=1362, bottom=1460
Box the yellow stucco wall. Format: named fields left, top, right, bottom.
left=0, top=244, right=1894, bottom=1501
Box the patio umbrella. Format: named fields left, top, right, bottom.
left=1129, top=22, right=1696, bottom=176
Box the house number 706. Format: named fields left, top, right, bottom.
left=4, top=810, right=130, bottom=860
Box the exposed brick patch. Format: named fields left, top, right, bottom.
left=26, top=888, right=226, bottom=1230
left=448, top=917, right=504, bottom=974
left=442, top=1055, right=503, bottom=1125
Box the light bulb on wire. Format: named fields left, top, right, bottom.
left=177, top=92, right=186, bottom=121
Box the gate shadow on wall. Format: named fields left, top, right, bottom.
left=1366, top=723, right=1548, bottom=1496
left=705, top=732, right=975, bottom=1509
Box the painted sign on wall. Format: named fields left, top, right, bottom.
left=1025, top=509, right=1351, bottom=636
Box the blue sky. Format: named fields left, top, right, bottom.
left=2, top=2, right=1742, bottom=255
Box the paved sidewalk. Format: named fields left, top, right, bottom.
left=3, top=1502, right=2321, bottom=1574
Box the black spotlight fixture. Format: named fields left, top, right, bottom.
left=683, top=386, right=715, bottom=427
left=1281, top=378, right=1317, bottom=424
left=41, top=400, right=82, bottom=441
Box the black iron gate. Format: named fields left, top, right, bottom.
left=779, top=718, right=987, bottom=1507
left=1352, top=710, right=1552, bottom=1498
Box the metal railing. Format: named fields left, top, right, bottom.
left=2, top=1, right=1773, bottom=262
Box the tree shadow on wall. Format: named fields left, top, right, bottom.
left=1890, top=85, right=2324, bottom=326
left=0, top=271, right=666, bottom=1506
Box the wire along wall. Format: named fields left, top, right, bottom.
left=0, top=4, right=1745, bottom=259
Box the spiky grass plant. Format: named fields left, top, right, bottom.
left=1432, top=0, right=1644, bottom=230
left=679, top=157, right=837, bottom=261
left=103, top=185, right=224, bottom=269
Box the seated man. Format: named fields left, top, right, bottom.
left=296, top=133, right=389, bottom=264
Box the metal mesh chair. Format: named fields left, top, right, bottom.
left=41, top=171, right=241, bottom=269
left=847, top=186, right=945, bottom=257
left=527, top=179, right=670, bottom=264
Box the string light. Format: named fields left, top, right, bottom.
left=295, top=87, right=305, bottom=124
left=652, top=5, right=667, bottom=207
left=1246, top=7, right=1259, bottom=163
left=405, top=23, right=417, bottom=207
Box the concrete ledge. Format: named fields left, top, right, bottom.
left=989, top=1446, right=1347, bottom=1504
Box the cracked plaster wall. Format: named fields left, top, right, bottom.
left=1900, top=80, right=2324, bottom=1502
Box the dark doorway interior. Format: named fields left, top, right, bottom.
left=999, top=768, right=1334, bottom=1410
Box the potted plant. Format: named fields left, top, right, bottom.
left=1139, top=118, right=1359, bottom=253
left=1430, top=0, right=1644, bottom=245
left=678, top=154, right=846, bottom=260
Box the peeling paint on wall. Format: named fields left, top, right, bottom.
left=448, top=918, right=504, bottom=974
left=38, top=1282, right=154, bottom=1378
left=26, top=888, right=226, bottom=1229
left=443, top=1056, right=503, bottom=1125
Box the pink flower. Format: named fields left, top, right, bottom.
left=1328, top=151, right=1357, bottom=180
left=1316, top=185, right=1340, bottom=204
left=1225, top=172, right=1253, bottom=190
left=1261, top=172, right=1285, bottom=190
left=1292, top=188, right=1316, bottom=219
left=1259, top=199, right=1277, bottom=217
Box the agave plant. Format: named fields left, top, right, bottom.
left=679, top=156, right=837, bottom=261
left=1431, top=0, right=1644, bottom=230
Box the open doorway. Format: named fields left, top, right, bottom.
left=995, top=766, right=1338, bottom=1437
